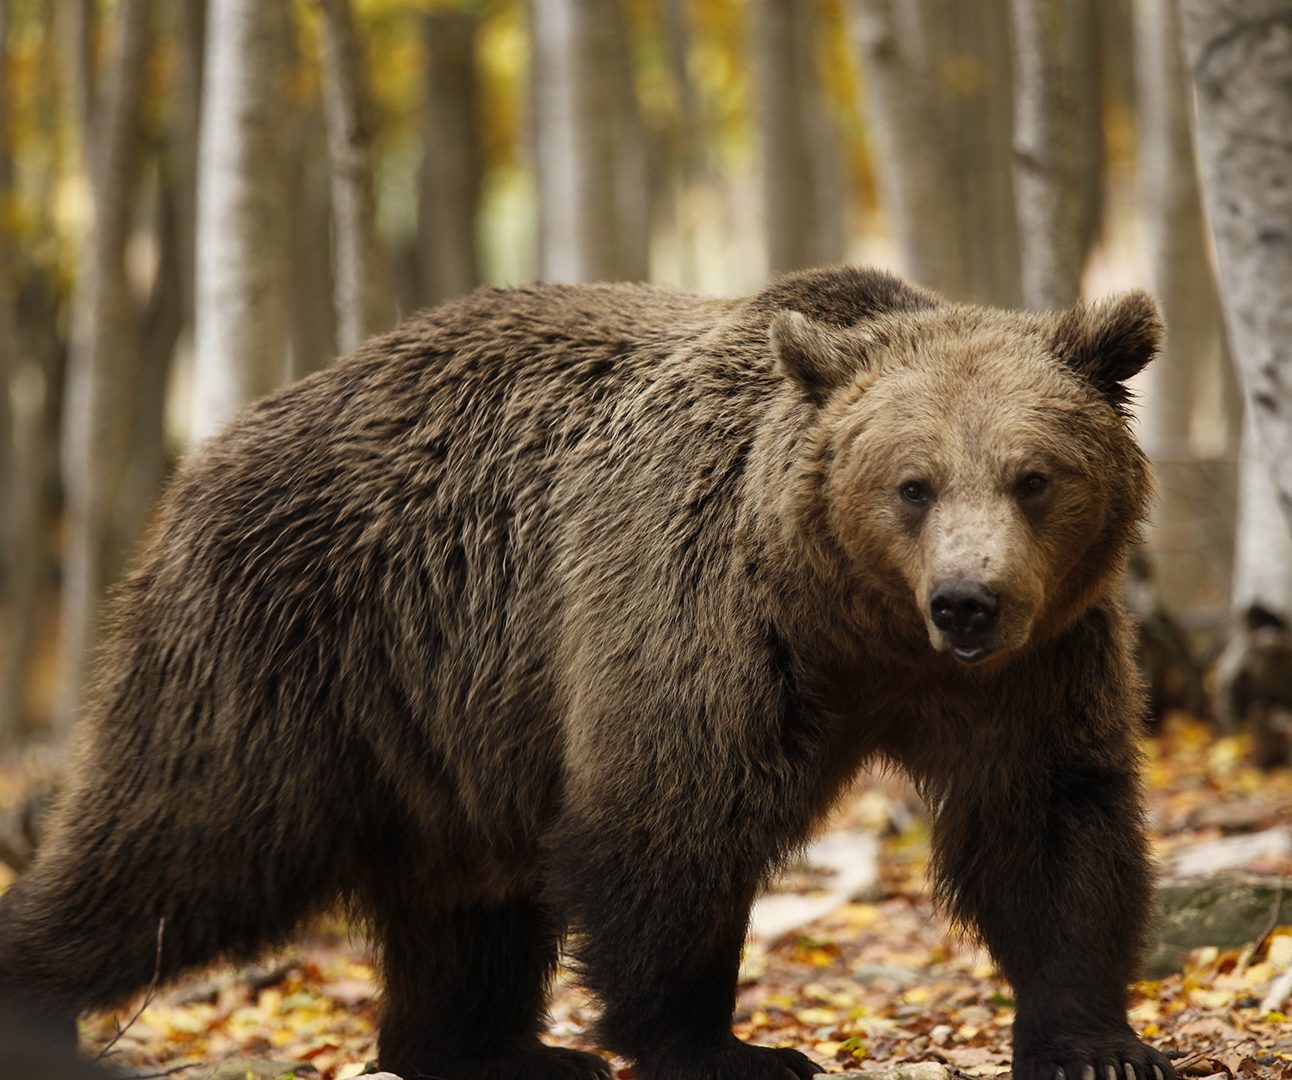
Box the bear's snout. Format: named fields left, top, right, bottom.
left=930, top=578, right=1000, bottom=662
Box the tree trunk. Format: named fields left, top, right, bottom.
left=57, top=0, right=95, bottom=178
left=1180, top=1, right=1292, bottom=527
left=419, top=8, right=482, bottom=307
left=1135, top=0, right=1226, bottom=614
left=1231, top=412, right=1292, bottom=623
left=848, top=0, right=963, bottom=293
left=1009, top=0, right=1088, bottom=310
left=317, top=0, right=389, bottom=353
left=951, top=0, right=1024, bottom=307
left=0, top=0, right=42, bottom=743
left=530, top=0, right=647, bottom=283
left=56, top=0, right=152, bottom=734
left=192, top=0, right=290, bottom=442
left=607, top=0, right=651, bottom=280
left=287, top=99, right=338, bottom=381
left=661, top=0, right=701, bottom=287
left=751, top=0, right=840, bottom=276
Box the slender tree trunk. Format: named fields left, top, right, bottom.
left=849, top=0, right=1019, bottom=303
left=1009, top=0, right=1087, bottom=310
left=607, top=0, right=651, bottom=280
left=0, top=0, right=39, bottom=743
left=57, top=0, right=95, bottom=177
left=287, top=101, right=338, bottom=380
left=173, top=0, right=204, bottom=332
left=1181, top=1, right=1292, bottom=526
left=661, top=0, right=701, bottom=287
left=752, top=0, right=840, bottom=276
left=317, top=0, right=389, bottom=353
left=1135, top=0, right=1225, bottom=613
left=123, top=174, right=182, bottom=544
left=419, top=9, right=482, bottom=306
left=0, top=0, right=12, bottom=592
left=530, top=0, right=646, bottom=282
left=952, top=0, right=1023, bottom=307
left=57, top=0, right=152, bottom=733
left=192, top=0, right=290, bottom=442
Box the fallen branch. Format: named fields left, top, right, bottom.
left=94, top=916, right=165, bottom=1063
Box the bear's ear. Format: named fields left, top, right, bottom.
left=770, top=310, right=869, bottom=405
left=1050, top=291, right=1163, bottom=408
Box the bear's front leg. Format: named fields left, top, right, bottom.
left=917, top=619, right=1175, bottom=1080
left=545, top=809, right=822, bottom=1080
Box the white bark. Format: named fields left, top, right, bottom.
left=1009, top=0, right=1087, bottom=310
left=419, top=9, right=481, bottom=306
left=57, top=0, right=151, bottom=733
left=192, top=0, right=290, bottom=443
left=1231, top=411, right=1292, bottom=621
left=531, top=0, right=644, bottom=282
left=1181, top=1, right=1292, bottom=529
left=318, top=0, right=389, bottom=352
left=1135, top=0, right=1226, bottom=611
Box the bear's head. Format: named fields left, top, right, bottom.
left=771, top=286, right=1160, bottom=666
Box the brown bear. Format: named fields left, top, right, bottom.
left=0, top=267, right=1173, bottom=1080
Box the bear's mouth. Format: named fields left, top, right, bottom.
left=951, top=645, right=994, bottom=664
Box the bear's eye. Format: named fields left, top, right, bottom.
left=900, top=481, right=931, bottom=506
left=1017, top=472, right=1049, bottom=498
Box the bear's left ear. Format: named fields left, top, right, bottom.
left=1050, top=291, right=1163, bottom=408
left=770, top=310, right=870, bottom=406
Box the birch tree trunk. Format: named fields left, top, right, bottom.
left=1181, top=1, right=1292, bottom=526
left=318, top=0, right=389, bottom=353
left=531, top=0, right=644, bottom=282
left=419, top=9, right=481, bottom=306
left=752, top=0, right=841, bottom=276
left=1009, top=0, right=1088, bottom=310
left=1135, top=0, right=1226, bottom=612
left=192, top=0, right=290, bottom=443
left=57, top=0, right=152, bottom=733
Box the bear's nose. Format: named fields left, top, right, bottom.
left=930, top=578, right=999, bottom=637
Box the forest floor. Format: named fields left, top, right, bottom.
left=2, top=715, right=1291, bottom=1080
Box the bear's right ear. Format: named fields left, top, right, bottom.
left=770, top=310, right=868, bottom=406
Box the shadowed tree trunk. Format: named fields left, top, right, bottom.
left=56, top=0, right=152, bottom=734
left=1135, top=0, right=1226, bottom=613
left=192, top=0, right=290, bottom=442
left=531, top=0, right=646, bottom=282
left=318, top=0, right=390, bottom=352
left=57, top=0, right=95, bottom=178
left=287, top=100, right=338, bottom=381
left=854, top=0, right=968, bottom=296
left=419, top=8, right=482, bottom=307
left=1009, top=0, right=1088, bottom=310
left=752, top=0, right=841, bottom=276
left=0, top=0, right=42, bottom=743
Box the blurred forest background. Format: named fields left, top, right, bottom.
left=0, top=0, right=1289, bottom=768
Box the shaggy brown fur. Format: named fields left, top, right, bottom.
left=0, top=267, right=1172, bottom=1080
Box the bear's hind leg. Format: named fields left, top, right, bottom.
left=366, top=884, right=609, bottom=1080
left=0, top=774, right=342, bottom=1043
